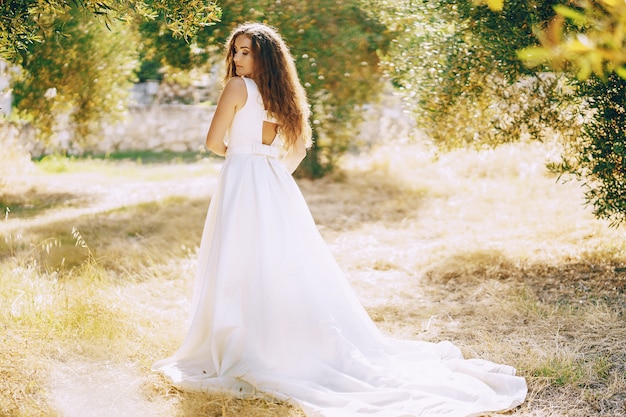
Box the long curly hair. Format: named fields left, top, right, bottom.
left=224, top=23, right=312, bottom=149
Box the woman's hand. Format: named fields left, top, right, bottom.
left=281, top=137, right=307, bottom=174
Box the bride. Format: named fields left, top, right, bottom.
left=153, top=22, right=527, bottom=417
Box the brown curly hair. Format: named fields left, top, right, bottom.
left=224, top=22, right=312, bottom=150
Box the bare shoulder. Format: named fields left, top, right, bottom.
left=222, top=77, right=247, bottom=98
left=224, top=76, right=246, bottom=89
left=216, top=77, right=247, bottom=110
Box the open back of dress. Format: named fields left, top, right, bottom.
left=153, top=77, right=527, bottom=417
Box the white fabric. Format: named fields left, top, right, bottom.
left=153, top=77, right=527, bottom=416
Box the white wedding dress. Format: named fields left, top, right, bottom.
left=153, top=78, right=527, bottom=416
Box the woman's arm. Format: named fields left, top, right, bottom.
left=281, top=137, right=307, bottom=174
left=205, top=77, right=247, bottom=156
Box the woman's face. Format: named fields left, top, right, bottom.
left=233, top=35, right=255, bottom=78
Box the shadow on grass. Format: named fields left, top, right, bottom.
left=1, top=195, right=211, bottom=272
left=422, top=248, right=626, bottom=305
left=299, top=168, right=428, bottom=232
left=0, top=188, right=86, bottom=219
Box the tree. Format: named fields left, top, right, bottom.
left=11, top=6, right=140, bottom=147
left=371, top=0, right=576, bottom=150
left=2, top=0, right=221, bottom=150
left=550, top=74, right=626, bottom=226
left=0, top=0, right=221, bottom=64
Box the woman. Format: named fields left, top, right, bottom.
left=153, top=22, right=527, bottom=417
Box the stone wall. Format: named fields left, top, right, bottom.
left=97, top=104, right=215, bottom=154
left=99, top=96, right=414, bottom=155
left=5, top=81, right=415, bottom=157
left=7, top=104, right=217, bottom=158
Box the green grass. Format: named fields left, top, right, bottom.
left=31, top=152, right=219, bottom=182
left=34, top=150, right=212, bottom=171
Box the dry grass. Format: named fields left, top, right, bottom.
left=1, top=141, right=625, bottom=416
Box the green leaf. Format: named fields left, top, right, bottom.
left=577, top=59, right=592, bottom=80
left=517, top=46, right=552, bottom=67
left=615, top=66, right=626, bottom=80
left=553, top=5, right=587, bottom=27
left=487, top=0, right=504, bottom=11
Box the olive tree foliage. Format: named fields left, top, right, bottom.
left=484, top=0, right=626, bottom=226
left=512, top=0, right=626, bottom=81
left=369, top=0, right=582, bottom=150
left=11, top=8, right=140, bottom=146
left=195, top=0, right=392, bottom=177
left=1, top=0, right=221, bottom=63
left=549, top=74, right=626, bottom=226
left=2, top=0, right=221, bottom=148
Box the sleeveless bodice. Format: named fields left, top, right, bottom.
left=226, top=77, right=282, bottom=158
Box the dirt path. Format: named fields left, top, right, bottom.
left=2, top=165, right=218, bottom=233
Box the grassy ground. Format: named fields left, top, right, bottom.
left=1, top=142, right=625, bottom=416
